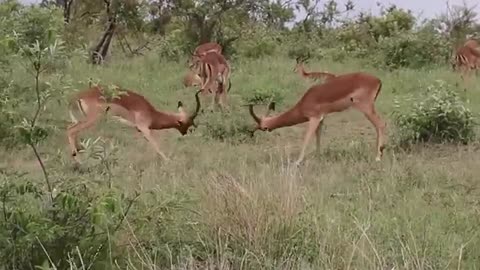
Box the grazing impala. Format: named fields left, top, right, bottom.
left=67, top=86, right=201, bottom=162
left=190, top=51, right=232, bottom=109
left=294, top=56, right=337, bottom=82
left=248, top=72, right=386, bottom=165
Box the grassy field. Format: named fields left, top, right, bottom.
left=3, top=53, right=480, bottom=269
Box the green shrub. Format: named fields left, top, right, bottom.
left=392, top=80, right=476, bottom=146
left=200, top=111, right=254, bottom=144
left=286, top=35, right=324, bottom=60
left=242, top=87, right=284, bottom=106
left=3, top=3, right=63, bottom=51
left=374, top=31, right=450, bottom=69
left=0, top=178, right=135, bottom=269
left=235, top=25, right=278, bottom=58
left=0, top=63, right=22, bottom=148
left=157, top=29, right=189, bottom=61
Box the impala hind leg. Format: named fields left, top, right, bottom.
left=137, top=126, right=169, bottom=161
left=66, top=111, right=101, bottom=159
left=355, top=104, right=386, bottom=161
left=295, top=116, right=323, bottom=166
left=315, top=118, right=325, bottom=153
left=215, top=82, right=228, bottom=111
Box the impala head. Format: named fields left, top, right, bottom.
left=183, top=70, right=202, bottom=88
left=248, top=102, right=276, bottom=135
left=188, top=53, right=205, bottom=73
left=293, top=54, right=310, bottom=72
left=175, top=90, right=202, bottom=135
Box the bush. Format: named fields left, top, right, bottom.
left=392, top=80, right=476, bottom=146
left=373, top=31, right=450, bottom=69
left=235, top=25, right=278, bottom=58
left=0, top=81, right=21, bottom=148
left=285, top=34, right=325, bottom=60
left=242, top=87, right=284, bottom=106
left=2, top=3, right=63, bottom=51
left=0, top=178, right=136, bottom=269
left=200, top=111, right=254, bottom=144
left=157, top=29, right=190, bottom=61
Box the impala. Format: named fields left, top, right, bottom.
left=67, top=85, right=201, bottom=162
left=464, top=39, right=479, bottom=50
left=294, top=56, right=337, bottom=82
left=193, top=42, right=222, bottom=57
left=188, top=42, right=223, bottom=67
left=452, top=39, right=480, bottom=78
left=248, top=72, right=386, bottom=165
left=190, top=51, right=232, bottom=109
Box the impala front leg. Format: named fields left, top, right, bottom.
left=137, top=126, right=169, bottom=161
left=315, top=118, right=325, bottom=153
left=295, top=116, right=323, bottom=166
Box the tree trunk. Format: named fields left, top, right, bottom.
left=55, top=0, right=73, bottom=23
left=91, top=20, right=116, bottom=65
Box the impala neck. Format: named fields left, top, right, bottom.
left=298, top=65, right=310, bottom=77
left=263, top=107, right=308, bottom=130
left=150, top=110, right=181, bottom=129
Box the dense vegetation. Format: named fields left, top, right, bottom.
left=1, top=0, right=480, bottom=269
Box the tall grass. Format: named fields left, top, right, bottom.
left=2, top=53, right=480, bottom=269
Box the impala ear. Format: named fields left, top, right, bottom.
left=177, top=101, right=185, bottom=113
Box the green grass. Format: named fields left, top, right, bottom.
left=3, top=53, right=480, bottom=269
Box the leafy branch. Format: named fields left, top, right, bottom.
left=14, top=36, right=66, bottom=203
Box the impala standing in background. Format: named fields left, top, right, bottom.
left=188, top=42, right=223, bottom=67
left=190, top=51, right=232, bottom=110
left=193, top=42, right=222, bottom=57
left=452, top=39, right=480, bottom=80
left=294, top=55, right=337, bottom=83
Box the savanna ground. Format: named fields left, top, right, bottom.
left=3, top=52, right=480, bottom=269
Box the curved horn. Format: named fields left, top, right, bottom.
left=190, top=90, right=202, bottom=120
left=227, top=78, right=232, bottom=92
left=248, top=104, right=261, bottom=124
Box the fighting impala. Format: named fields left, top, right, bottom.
left=190, top=51, right=232, bottom=109
left=248, top=72, right=386, bottom=165
left=66, top=85, right=201, bottom=162
left=294, top=55, right=337, bottom=82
